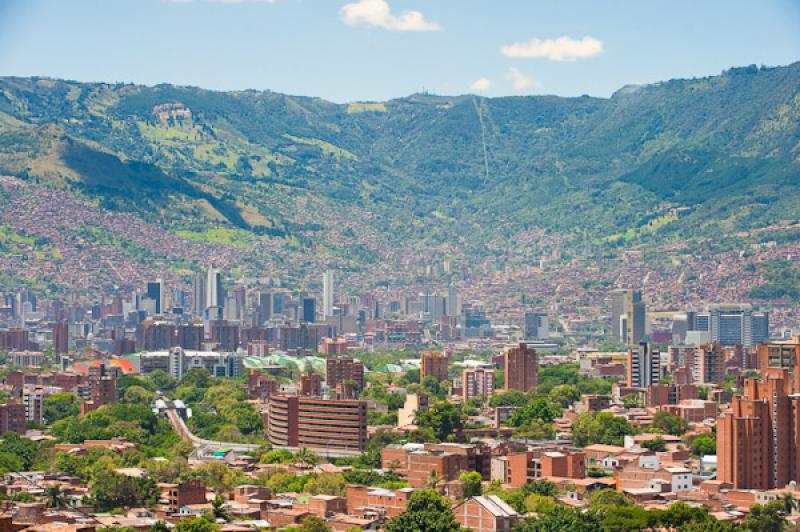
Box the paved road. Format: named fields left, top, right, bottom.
left=164, top=408, right=362, bottom=459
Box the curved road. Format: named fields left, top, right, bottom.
left=164, top=408, right=362, bottom=459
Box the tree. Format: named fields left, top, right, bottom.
left=548, top=385, right=581, bottom=408
left=415, top=401, right=465, bottom=442
left=621, top=394, right=642, bottom=409
left=91, top=471, right=158, bottom=512
left=525, top=493, right=555, bottom=514
left=45, top=485, right=67, bottom=508
left=522, top=480, right=557, bottom=497
left=150, top=521, right=170, bottom=532
left=212, top=493, right=230, bottom=522
left=149, top=369, right=177, bottom=392
left=0, top=433, right=39, bottom=470
left=174, top=516, right=219, bottom=532
left=652, top=411, right=690, bottom=436
left=589, top=488, right=631, bottom=510
left=642, top=437, right=667, bottom=452
left=384, top=489, right=461, bottom=532
left=297, top=515, right=331, bottom=532
left=294, top=448, right=320, bottom=467
left=43, top=392, right=80, bottom=424
left=179, top=368, right=211, bottom=389
left=743, top=501, right=787, bottom=531
left=122, top=385, right=155, bottom=405
left=459, top=471, right=482, bottom=498
left=304, top=473, right=347, bottom=497
left=514, top=506, right=602, bottom=531
left=571, top=412, right=637, bottom=447
left=490, top=390, right=528, bottom=408
left=510, top=397, right=562, bottom=426
left=515, top=419, right=555, bottom=440
left=690, top=433, right=717, bottom=457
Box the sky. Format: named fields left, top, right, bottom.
left=0, top=0, right=798, bottom=103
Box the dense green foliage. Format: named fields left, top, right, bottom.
left=384, top=489, right=461, bottom=532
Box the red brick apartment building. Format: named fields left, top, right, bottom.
left=504, top=343, right=538, bottom=392
left=494, top=449, right=586, bottom=487
left=325, top=356, right=364, bottom=391
left=420, top=351, right=449, bottom=382
left=462, top=367, right=495, bottom=400
left=266, top=394, right=368, bottom=453
left=346, top=485, right=414, bottom=519
left=717, top=368, right=800, bottom=489
left=382, top=442, right=491, bottom=488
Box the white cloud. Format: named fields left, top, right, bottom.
left=508, top=67, right=538, bottom=91
left=469, top=78, right=492, bottom=93
left=501, top=35, right=603, bottom=61
left=340, top=0, right=440, bottom=31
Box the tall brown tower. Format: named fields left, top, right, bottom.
left=504, top=343, right=538, bottom=393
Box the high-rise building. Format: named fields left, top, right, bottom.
left=323, top=270, right=334, bottom=317
left=504, top=343, right=538, bottom=393
left=210, top=320, right=240, bottom=351
left=523, top=312, right=549, bottom=340
left=611, top=289, right=646, bottom=345
left=688, top=305, right=769, bottom=347
left=694, top=343, right=725, bottom=384
left=146, top=280, right=162, bottom=314
left=52, top=321, right=69, bottom=355
left=192, top=273, right=206, bottom=317
left=176, top=323, right=204, bottom=350
left=447, top=286, right=459, bottom=317
left=206, top=265, right=223, bottom=319
left=257, top=292, right=272, bottom=325
left=462, top=367, right=495, bottom=400
left=717, top=369, right=800, bottom=489
left=302, top=297, right=316, bottom=323
left=326, top=356, right=365, bottom=391
left=420, top=351, right=449, bottom=382
left=266, top=394, right=368, bottom=453
left=758, top=337, right=800, bottom=392
left=627, top=342, right=660, bottom=388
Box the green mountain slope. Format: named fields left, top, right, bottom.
left=0, top=62, right=798, bottom=260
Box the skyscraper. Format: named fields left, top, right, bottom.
left=192, top=273, right=206, bottom=317
left=687, top=304, right=769, bottom=347
left=146, top=280, right=162, bottom=314
left=611, top=289, right=646, bottom=345
left=627, top=342, right=660, bottom=388
left=504, top=343, right=538, bottom=393
left=447, top=285, right=459, bottom=317
left=302, top=297, right=316, bottom=323
left=323, top=270, right=334, bottom=317
left=206, top=265, right=223, bottom=319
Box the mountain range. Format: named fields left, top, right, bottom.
left=0, top=62, right=798, bottom=290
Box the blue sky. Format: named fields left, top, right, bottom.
left=0, top=0, right=798, bottom=102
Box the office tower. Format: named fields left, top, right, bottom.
left=523, top=312, right=549, bottom=340
left=710, top=304, right=769, bottom=347
left=718, top=369, right=800, bottom=489
left=326, top=356, right=365, bottom=391
left=323, top=270, right=334, bottom=317
left=504, top=343, right=539, bottom=393
left=611, top=289, right=646, bottom=345
left=758, top=337, right=800, bottom=392
left=421, top=351, right=449, bottom=382
left=421, top=294, right=447, bottom=321
left=272, top=292, right=285, bottom=315
left=192, top=273, right=206, bottom=317
left=462, top=367, right=495, bottom=400
left=146, top=280, right=162, bottom=314
left=206, top=264, right=223, bottom=319
left=257, top=292, right=273, bottom=325
left=627, top=342, right=660, bottom=388
left=302, top=297, right=316, bottom=323
left=447, top=286, right=459, bottom=317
